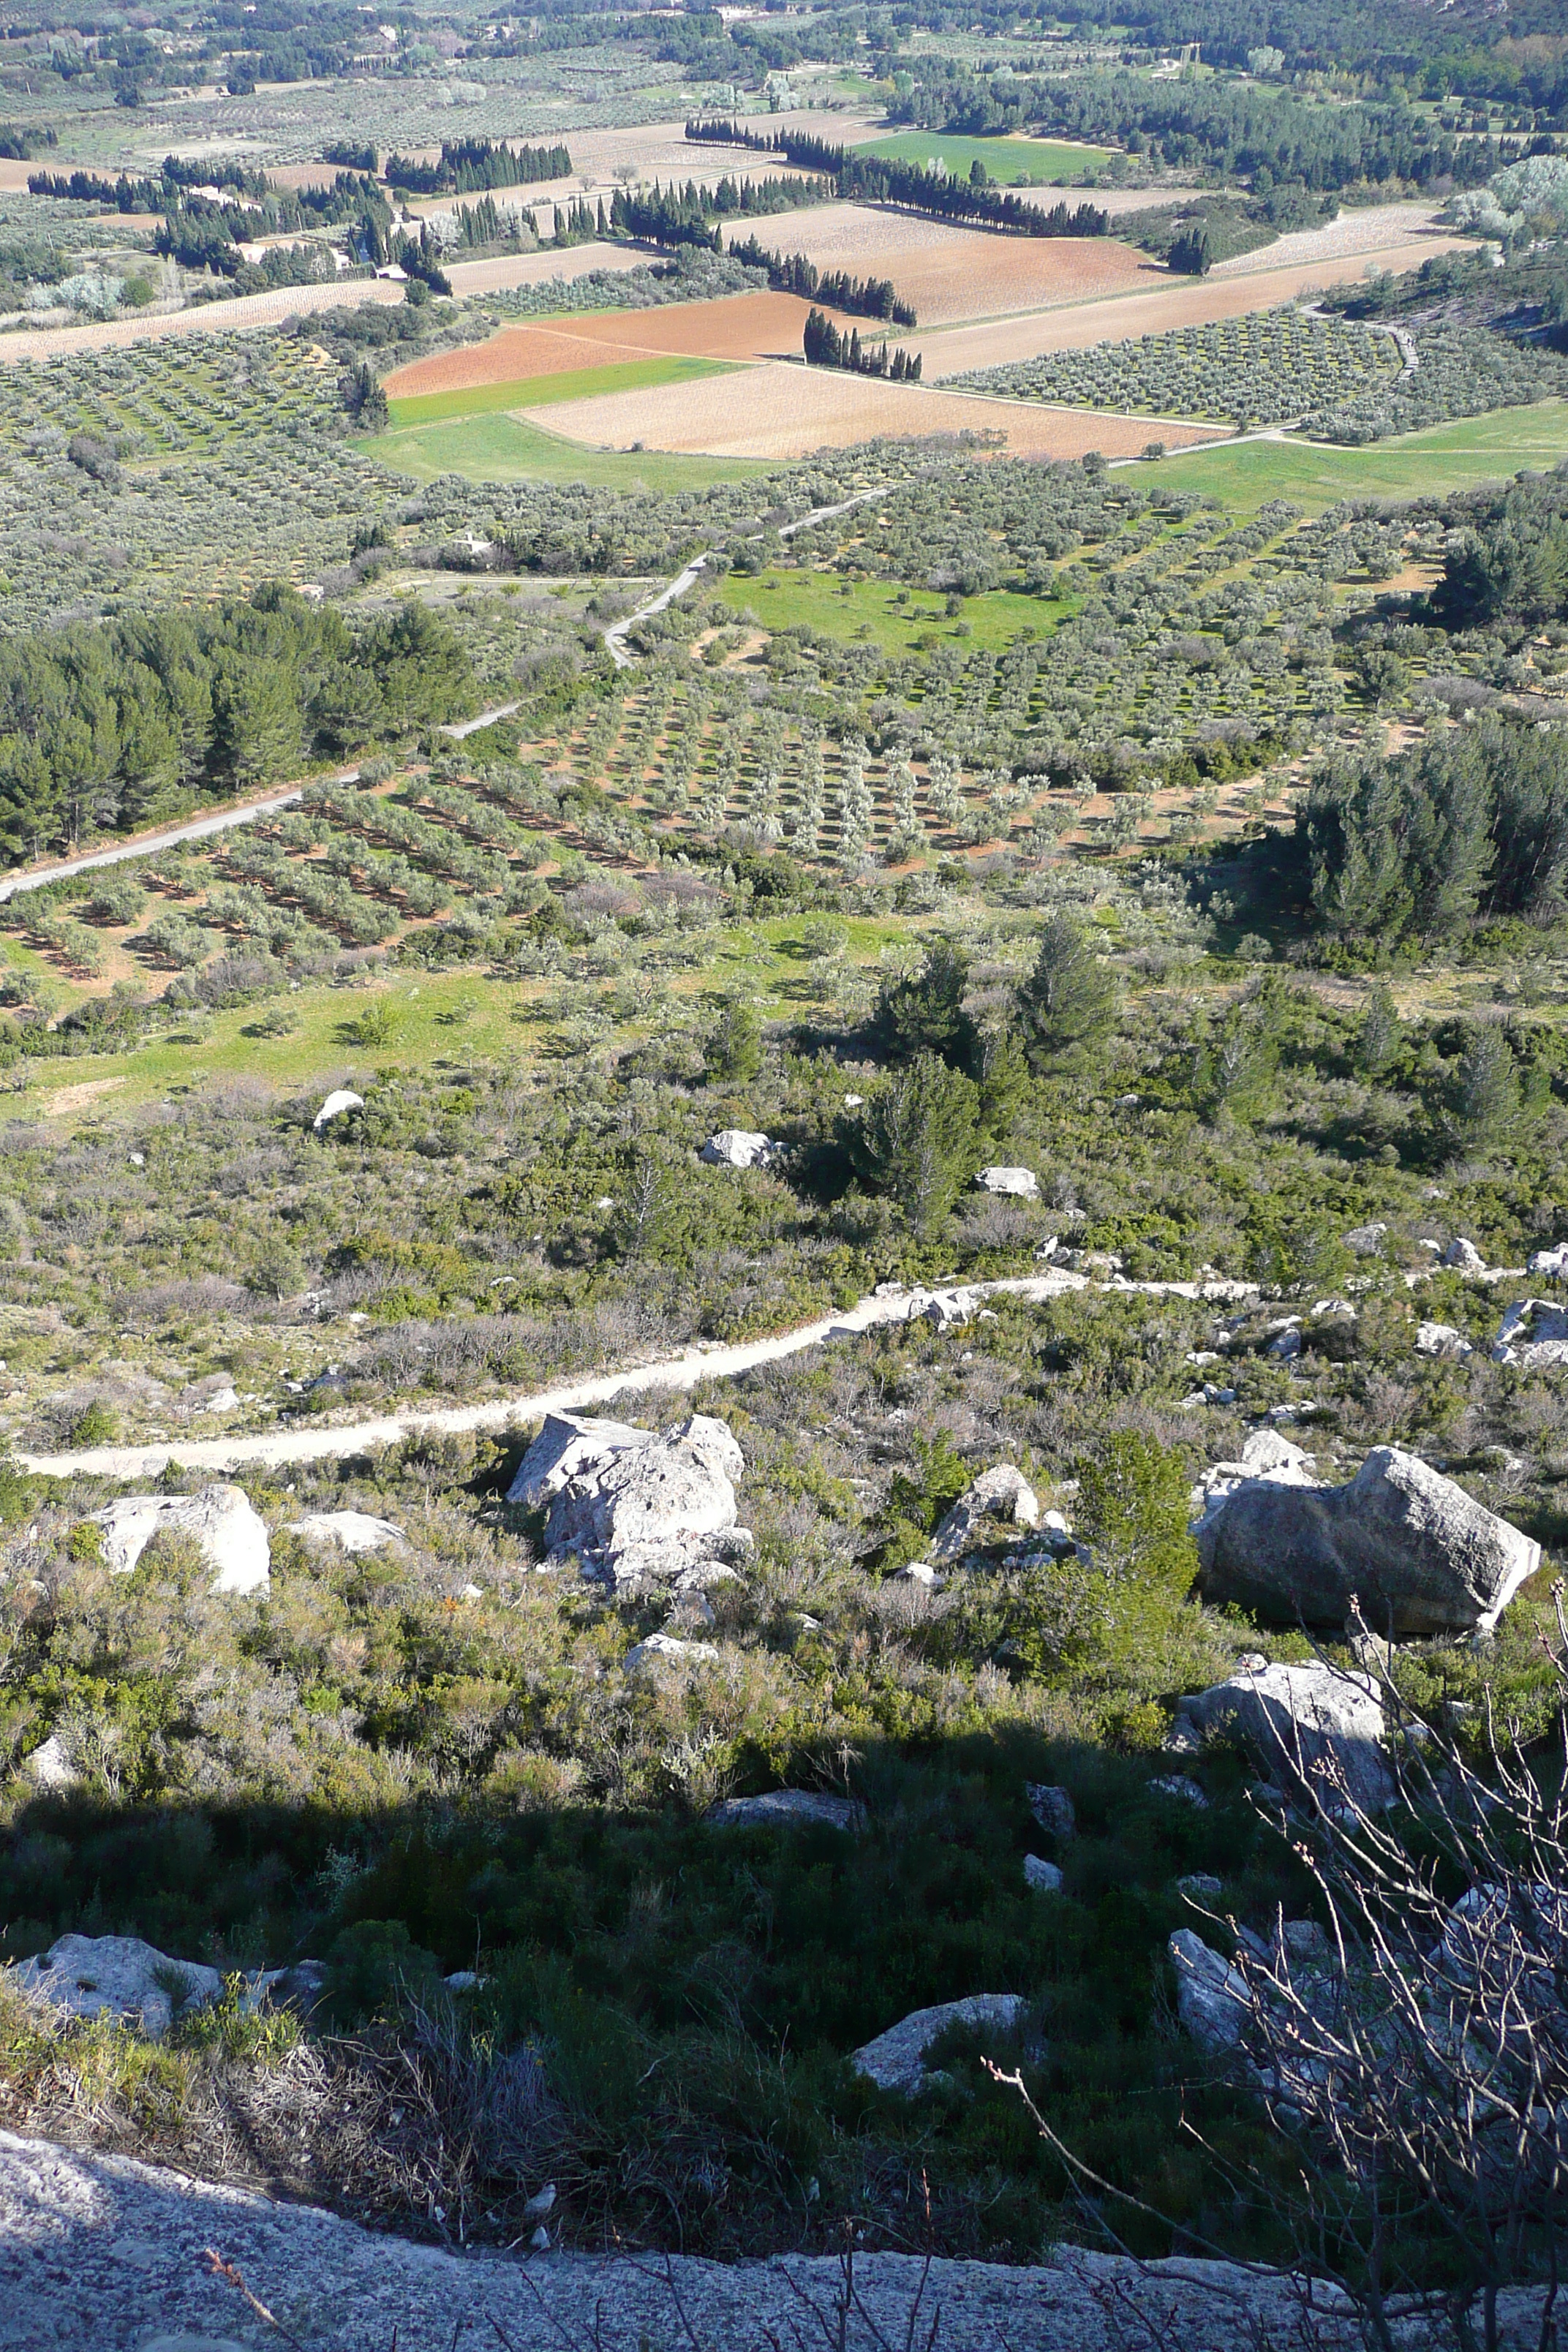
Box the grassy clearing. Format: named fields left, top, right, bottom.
left=1145, top=401, right=1568, bottom=513
left=740, top=565, right=1067, bottom=654
left=388, top=355, right=739, bottom=428
left=361, top=410, right=772, bottom=489
left=849, top=130, right=1117, bottom=183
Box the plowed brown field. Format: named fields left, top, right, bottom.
left=383, top=291, right=834, bottom=399
left=521, top=359, right=1225, bottom=460
left=720, top=208, right=1154, bottom=325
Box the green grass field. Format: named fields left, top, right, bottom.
left=849, top=130, right=1116, bottom=184
left=362, top=409, right=771, bottom=490
left=742, top=565, right=1066, bottom=653
left=1147, top=402, right=1568, bottom=513
left=388, top=355, right=736, bottom=428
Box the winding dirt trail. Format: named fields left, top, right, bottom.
left=16, top=1270, right=1257, bottom=1481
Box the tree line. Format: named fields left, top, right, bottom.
left=727, top=234, right=916, bottom=325
left=0, top=591, right=476, bottom=864
left=607, top=174, right=826, bottom=252
left=382, top=138, right=571, bottom=197
left=802, top=309, right=922, bottom=380
left=684, top=121, right=1109, bottom=239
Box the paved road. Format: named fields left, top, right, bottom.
left=16, top=1270, right=1258, bottom=1480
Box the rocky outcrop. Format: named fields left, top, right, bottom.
left=701, top=1129, right=781, bottom=1170
left=706, top=1790, right=864, bottom=1832
left=929, top=1465, right=1039, bottom=1561
left=507, top=1410, right=750, bottom=1591
left=313, top=1088, right=364, bottom=1130
left=1169, top=1929, right=1250, bottom=2053
left=1416, top=1322, right=1473, bottom=1360
left=1174, top=1660, right=1395, bottom=1816
left=1444, top=1237, right=1486, bottom=1273
left=10, top=1934, right=222, bottom=2040
left=1191, top=1429, right=1319, bottom=1525
left=287, top=1510, right=405, bottom=1554
left=1493, top=1298, right=1568, bottom=1367
left=974, top=1166, right=1038, bottom=1197
left=852, top=1994, right=1031, bottom=2095
left=91, top=1484, right=271, bottom=1595
left=1527, top=1243, right=1568, bottom=1278
left=1196, top=1444, right=1539, bottom=1637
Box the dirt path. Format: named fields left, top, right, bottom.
left=15, top=1271, right=1257, bottom=1481
left=0, top=701, right=521, bottom=905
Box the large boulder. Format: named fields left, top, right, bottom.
left=930, top=1465, right=1039, bottom=1561
left=1196, top=1444, right=1538, bottom=1637
left=974, top=1166, right=1038, bottom=1198
left=851, top=1993, right=1031, bottom=2095
left=1169, top=1929, right=1250, bottom=2054
left=313, top=1088, right=364, bottom=1131
left=1493, top=1298, right=1568, bottom=1367
left=91, top=1484, right=271, bottom=1596
left=706, top=1790, right=865, bottom=1832
left=10, top=1934, right=222, bottom=2040
left=505, top=1411, right=749, bottom=1588
left=1416, top=1322, right=1473, bottom=1360
left=701, top=1129, right=780, bottom=1170
left=1175, top=1660, right=1395, bottom=1816
left=287, top=1511, right=404, bottom=1554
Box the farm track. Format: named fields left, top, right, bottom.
left=0, top=701, right=521, bottom=904
left=15, top=1270, right=1261, bottom=1482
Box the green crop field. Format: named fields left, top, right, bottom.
left=364, top=409, right=772, bottom=489
left=743, top=565, right=1068, bottom=653
left=1145, top=401, right=1568, bottom=512
left=849, top=130, right=1116, bottom=182
left=388, top=354, right=737, bottom=427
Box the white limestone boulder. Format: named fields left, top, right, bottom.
left=701, top=1129, right=780, bottom=1170
left=1196, top=1445, right=1539, bottom=1636
left=624, top=1632, right=720, bottom=1673
left=1174, top=1660, right=1395, bottom=1816
left=287, top=1511, right=405, bottom=1555
left=851, top=1993, right=1031, bottom=2095
left=1493, top=1298, right=1568, bottom=1367
left=974, top=1166, right=1038, bottom=1198
left=312, top=1089, right=364, bottom=1131
left=1528, top=1243, right=1568, bottom=1278
left=92, top=1484, right=271, bottom=1596
left=1444, top=1237, right=1486, bottom=1273
left=510, top=1411, right=750, bottom=1590
left=930, top=1465, right=1039, bottom=1561
left=1416, top=1322, right=1473, bottom=1360
left=11, top=1934, right=223, bottom=2040
left=1023, top=1855, right=1063, bottom=1893
left=1169, top=1929, right=1250, bottom=2053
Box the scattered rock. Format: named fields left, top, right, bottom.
left=851, top=1994, right=1031, bottom=2095
left=700, top=1129, right=781, bottom=1170
left=1342, top=1223, right=1387, bottom=1256
left=312, top=1089, right=364, bottom=1131
left=22, top=1731, right=80, bottom=1791
left=1416, top=1322, right=1473, bottom=1360
left=1527, top=1243, right=1568, bottom=1278
left=287, top=1511, right=405, bottom=1555
left=1192, top=1430, right=1318, bottom=1523
left=893, top=1561, right=944, bottom=1588
left=1492, top=1298, right=1568, bottom=1367
left=974, top=1166, right=1038, bottom=1198
left=1444, top=1237, right=1486, bottom=1273
left=1150, top=1774, right=1209, bottom=1809
left=1176, top=1873, right=1224, bottom=1904
left=1023, top=1855, right=1063, bottom=1893
left=10, top=1934, right=222, bottom=2040
left=1169, top=1929, right=1250, bottom=2053
left=92, top=1485, right=271, bottom=1597
left=1026, top=1783, right=1076, bottom=1840
left=1264, top=1324, right=1303, bottom=1361
left=624, top=1632, right=720, bottom=1673
left=929, top=1464, right=1039, bottom=1561
left=507, top=1410, right=750, bottom=1589
left=1175, top=1660, right=1395, bottom=1816
left=1196, top=1444, right=1539, bottom=1637
left=706, top=1790, right=865, bottom=1832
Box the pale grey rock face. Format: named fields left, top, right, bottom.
left=312, top=1088, right=364, bottom=1129
left=1342, top=1222, right=1387, bottom=1256
left=1177, top=1660, right=1395, bottom=1815
left=706, top=1790, right=865, bottom=1831
left=505, top=1411, right=650, bottom=1510
left=287, top=1511, right=405, bottom=1554
left=1196, top=1445, right=1539, bottom=1637
left=10, top=1934, right=222, bottom=2040
left=929, top=1465, right=1039, bottom=1561
left=1027, top=1783, right=1077, bottom=1840
left=507, top=1411, right=749, bottom=1588
left=23, top=1732, right=80, bottom=1790
left=1416, top=1322, right=1473, bottom=1360
left=1191, top=1430, right=1319, bottom=1524
left=851, top=1994, right=1030, bottom=2095
left=92, top=1484, right=271, bottom=1595
left=974, top=1165, right=1038, bottom=1197
left=1493, top=1298, right=1568, bottom=1367
left=1023, top=1855, right=1063, bottom=1893
left=1444, top=1237, right=1486, bottom=1273
left=624, top=1633, right=720, bottom=1673
left=1169, top=1929, right=1250, bottom=2052
left=701, top=1128, right=780, bottom=1169
left=1528, top=1243, right=1568, bottom=1278
left=1150, top=1774, right=1209, bottom=1809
